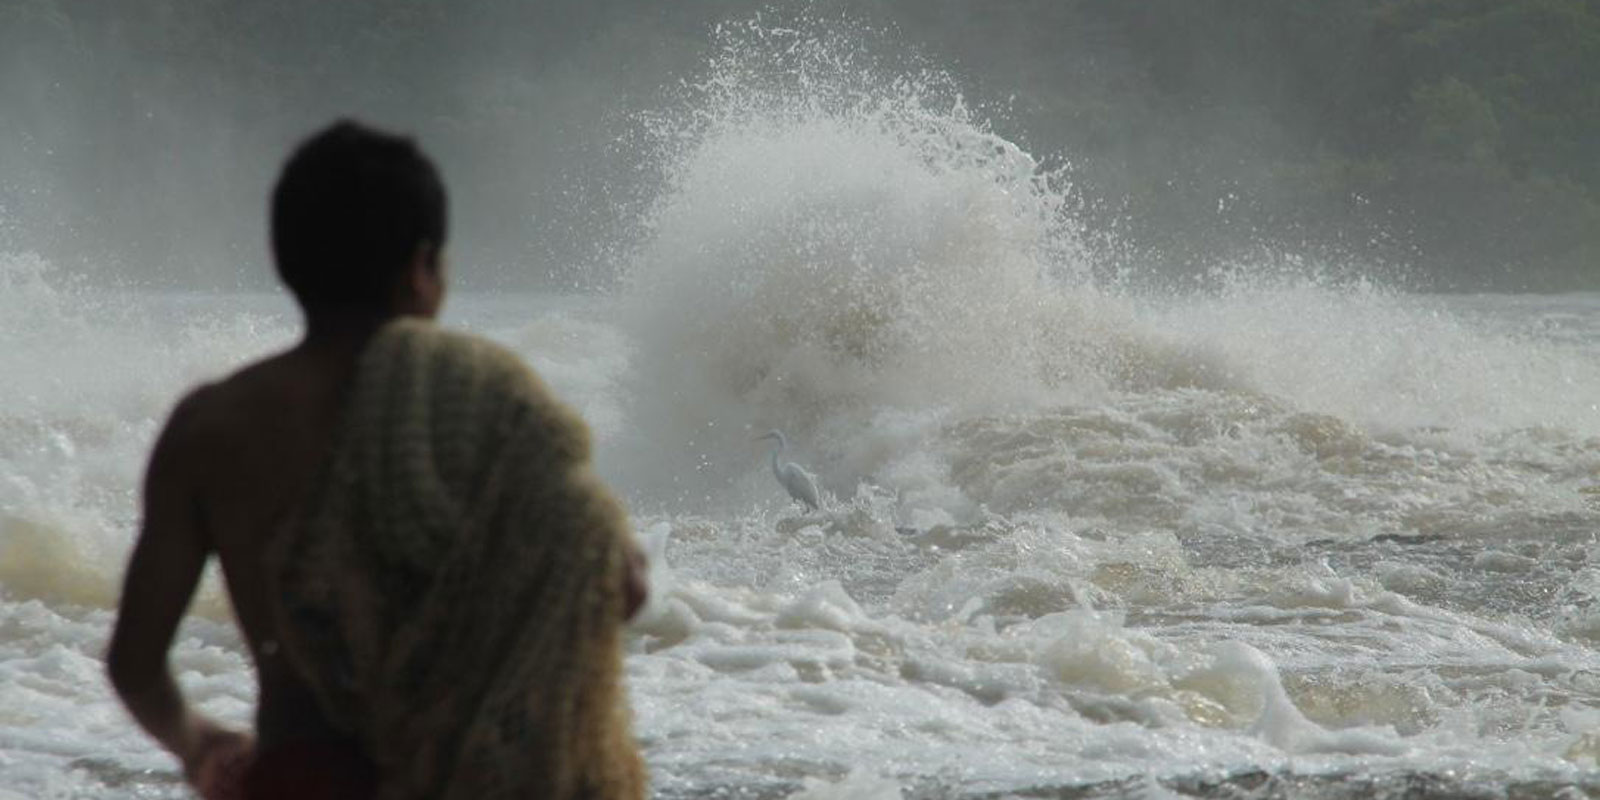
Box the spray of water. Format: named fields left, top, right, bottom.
left=609, top=17, right=1600, bottom=519
left=616, top=17, right=1118, bottom=508
left=0, top=252, right=292, bottom=613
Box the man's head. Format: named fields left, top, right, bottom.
left=271, top=120, right=448, bottom=320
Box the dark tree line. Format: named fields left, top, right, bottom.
left=2, top=0, right=1597, bottom=290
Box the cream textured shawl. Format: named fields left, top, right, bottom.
left=267, top=319, right=645, bottom=800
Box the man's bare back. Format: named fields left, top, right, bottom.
left=187, top=342, right=371, bottom=745
left=107, top=338, right=370, bottom=760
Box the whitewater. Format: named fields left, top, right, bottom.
left=5, top=21, right=1600, bottom=800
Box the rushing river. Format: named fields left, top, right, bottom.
left=4, top=22, right=1600, bottom=800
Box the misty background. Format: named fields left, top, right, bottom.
left=2, top=0, right=1597, bottom=293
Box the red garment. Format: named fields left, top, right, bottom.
left=240, top=740, right=377, bottom=800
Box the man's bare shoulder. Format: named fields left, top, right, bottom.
left=171, top=355, right=280, bottom=426
left=160, top=350, right=316, bottom=456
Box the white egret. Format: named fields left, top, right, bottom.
left=755, top=429, right=821, bottom=512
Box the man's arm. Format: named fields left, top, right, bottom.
left=105, top=392, right=249, bottom=777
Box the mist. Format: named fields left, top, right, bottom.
left=3, top=0, right=1597, bottom=293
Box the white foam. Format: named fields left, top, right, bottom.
left=787, top=769, right=903, bottom=800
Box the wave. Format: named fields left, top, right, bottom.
left=616, top=18, right=1112, bottom=507
left=0, top=252, right=293, bottom=614
left=609, top=18, right=1600, bottom=521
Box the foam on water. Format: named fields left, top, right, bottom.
left=605, top=17, right=1600, bottom=798
left=1145, top=272, right=1600, bottom=437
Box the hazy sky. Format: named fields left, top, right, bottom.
left=0, top=0, right=1212, bottom=291
left=5, top=1, right=1596, bottom=292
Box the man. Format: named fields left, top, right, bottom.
left=106, top=120, right=647, bottom=799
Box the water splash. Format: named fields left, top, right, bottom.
left=618, top=17, right=1099, bottom=507
left=0, top=252, right=291, bottom=613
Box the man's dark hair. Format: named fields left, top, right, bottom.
left=271, top=120, right=447, bottom=312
